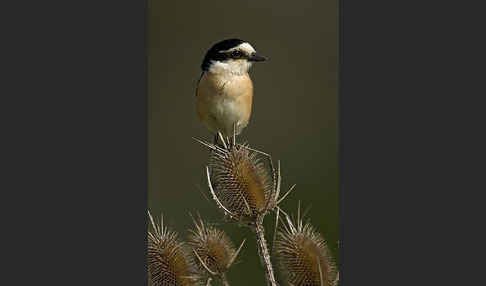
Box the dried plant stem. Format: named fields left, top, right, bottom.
left=255, top=216, right=277, bottom=286
left=221, top=273, right=230, bottom=286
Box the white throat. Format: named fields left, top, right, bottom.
left=209, top=60, right=252, bottom=76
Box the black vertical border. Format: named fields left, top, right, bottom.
left=340, top=0, right=482, bottom=285
left=338, top=0, right=344, bottom=283
left=2, top=0, right=148, bottom=285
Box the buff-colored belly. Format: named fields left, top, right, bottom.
left=196, top=72, right=253, bottom=137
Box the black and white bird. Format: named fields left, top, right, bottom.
left=195, top=39, right=267, bottom=143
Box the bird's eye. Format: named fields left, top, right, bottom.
left=231, top=50, right=242, bottom=58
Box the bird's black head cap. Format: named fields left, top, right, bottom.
left=201, top=38, right=246, bottom=71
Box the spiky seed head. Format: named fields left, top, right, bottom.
left=275, top=215, right=338, bottom=286
left=147, top=211, right=200, bottom=286
left=208, top=144, right=274, bottom=223
left=188, top=214, right=238, bottom=277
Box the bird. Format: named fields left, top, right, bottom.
left=195, top=38, right=267, bottom=145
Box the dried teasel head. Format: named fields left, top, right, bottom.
left=197, top=136, right=278, bottom=224
left=195, top=134, right=297, bottom=228
left=275, top=209, right=338, bottom=286
left=187, top=213, right=245, bottom=282
left=147, top=211, right=200, bottom=286
left=210, top=143, right=274, bottom=222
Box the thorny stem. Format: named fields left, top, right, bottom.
left=254, top=215, right=277, bottom=286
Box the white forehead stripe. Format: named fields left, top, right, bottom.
left=222, top=42, right=256, bottom=54
left=237, top=42, right=256, bottom=54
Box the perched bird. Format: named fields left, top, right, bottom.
left=196, top=39, right=267, bottom=144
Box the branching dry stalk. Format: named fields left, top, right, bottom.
left=195, top=131, right=300, bottom=286
left=146, top=129, right=339, bottom=286
left=204, top=164, right=279, bottom=286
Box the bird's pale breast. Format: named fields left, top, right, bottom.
left=196, top=72, right=253, bottom=137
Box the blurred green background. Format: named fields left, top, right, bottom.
left=148, top=0, right=338, bottom=284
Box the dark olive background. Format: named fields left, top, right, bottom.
left=148, top=1, right=338, bottom=284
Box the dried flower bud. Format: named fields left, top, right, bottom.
left=208, top=144, right=274, bottom=223
left=187, top=214, right=245, bottom=281
left=147, top=211, right=200, bottom=286
left=275, top=213, right=338, bottom=286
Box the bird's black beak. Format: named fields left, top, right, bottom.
left=249, top=53, right=267, bottom=62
